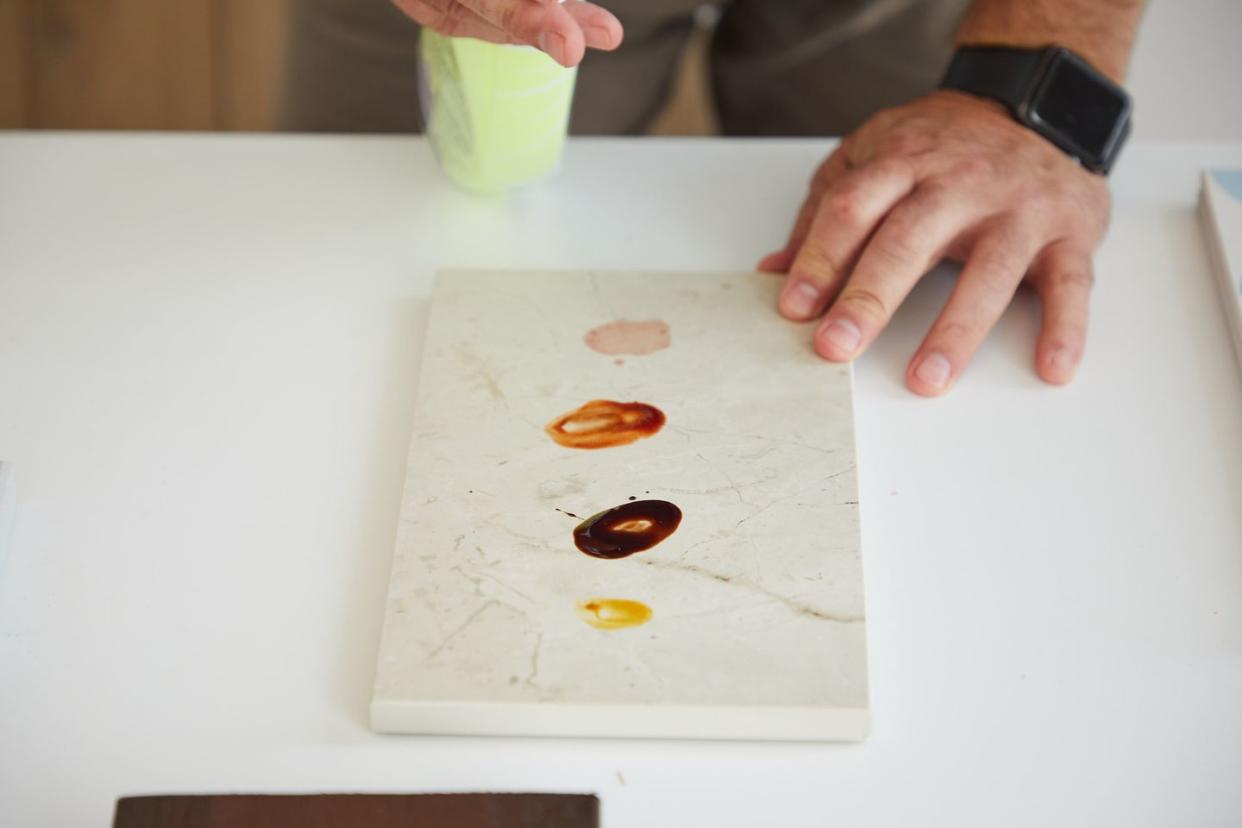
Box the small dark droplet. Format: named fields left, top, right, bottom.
left=573, top=500, right=682, bottom=559
left=555, top=507, right=582, bottom=520
left=628, top=496, right=636, bottom=501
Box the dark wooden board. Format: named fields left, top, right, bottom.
left=113, top=793, right=599, bottom=828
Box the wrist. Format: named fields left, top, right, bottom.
left=939, top=45, right=1133, bottom=174
left=927, top=88, right=1010, bottom=120
left=954, top=0, right=1142, bottom=84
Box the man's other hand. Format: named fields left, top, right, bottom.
left=392, top=0, right=623, bottom=67
left=760, top=90, right=1111, bottom=396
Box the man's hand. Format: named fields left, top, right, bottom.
left=392, top=0, right=623, bottom=67
left=759, top=90, right=1111, bottom=395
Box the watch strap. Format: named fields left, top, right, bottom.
left=940, top=46, right=1048, bottom=116
left=940, top=45, right=1131, bottom=174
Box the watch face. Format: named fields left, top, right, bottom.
left=1029, top=50, right=1130, bottom=165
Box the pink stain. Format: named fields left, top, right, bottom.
left=584, top=319, right=670, bottom=356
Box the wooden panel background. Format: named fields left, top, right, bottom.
left=0, top=1, right=24, bottom=126
left=214, top=0, right=289, bottom=130
left=0, top=0, right=710, bottom=134
left=0, top=0, right=289, bottom=131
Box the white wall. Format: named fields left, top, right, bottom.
left=1127, top=0, right=1242, bottom=140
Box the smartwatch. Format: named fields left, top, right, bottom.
left=940, top=45, right=1132, bottom=175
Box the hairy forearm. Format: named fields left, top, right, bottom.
left=956, top=0, right=1144, bottom=83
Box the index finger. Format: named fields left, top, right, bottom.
left=777, top=158, right=916, bottom=321
left=813, top=181, right=979, bottom=361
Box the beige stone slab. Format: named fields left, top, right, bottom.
left=371, top=269, right=868, bottom=741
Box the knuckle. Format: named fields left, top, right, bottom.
left=498, top=3, right=521, bottom=32
left=952, top=156, right=996, bottom=183
left=870, top=156, right=912, bottom=182
left=871, top=233, right=922, bottom=269
left=822, top=189, right=868, bottom=227
left=429, top=2, right=461, bottom=32
left=839, top=286, right=890, bottom=323
left=838, top=134, right=860, bottom=164
left=975, top=260, right=1020, bottom=296
left=865, top=107, right=900, bottom=135
left=813, top=155, right=840, bottom=184
left=790, top=241, right=843, bottom=286
left=910, top=179, right=955, bottom=214
left=441, top=12, right=466, bottom=34
left=972, top=245, right=1017, bottom=273
left=881, top=231, right=924, bottom=265
left=1052, top=267, right=1095, bottom=291
left=970, top=245, right=1027, bottom=294
left=934, top=320, right=974, bottom=342
left=874, top=212, right=933, bottom=264
left=877, top=131, right=930, bottom=159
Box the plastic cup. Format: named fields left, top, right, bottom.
left=419, top=29, right=578, bottom=194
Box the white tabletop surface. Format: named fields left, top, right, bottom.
left=1, top=134, right=1241, bottom=827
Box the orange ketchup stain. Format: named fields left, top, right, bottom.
left=545, top=400, right=665, bottom=450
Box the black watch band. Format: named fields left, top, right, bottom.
left=942, top=48, right=1047, bottom=113
left=940, top=46, right=1132, bottom=175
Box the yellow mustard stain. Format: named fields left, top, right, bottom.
left=576, top=598, right=653, bottom=630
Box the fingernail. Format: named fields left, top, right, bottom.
left=539, top=31, right=568, bottom=65
left=914, top=352, right=952, bottom=390
left=1046, top=348, right=1076, bottom=379
left=781, top=280, right=821, bottom=319
left=820, top=318, right=862, bottom=355
left=582, top=25, right=613, bottom=49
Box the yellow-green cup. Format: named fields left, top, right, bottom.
left=419, top=29, right=577, bottom=194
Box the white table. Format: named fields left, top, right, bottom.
left=2, top=135, right=1240, bottom=826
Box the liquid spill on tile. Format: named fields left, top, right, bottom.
left=576, top=598, right=653, bottom=630
left=545, top=400, right=665, bottom=449
left=583, top=319, right=670, bottom=356
left=573, top=499, right=682, bottom=559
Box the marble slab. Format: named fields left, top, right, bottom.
left=370, top=270, right=868, bottom=741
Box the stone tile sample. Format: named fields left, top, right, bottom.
left=371, top=270, right=868, bottom=741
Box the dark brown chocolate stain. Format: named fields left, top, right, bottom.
left=555, top=507, right=582, bottom=519
left=545, top=400, right=665, bottom=450
left=573, top=499, right=682, bottom=559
